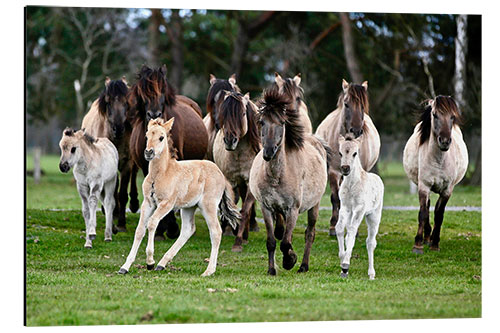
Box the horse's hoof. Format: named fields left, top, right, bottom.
left=282, top=252, right=297, bottom=270
left=154, top=234, right=166, bottom=242
left=412, top=246, right=424, bottom=254
left=369, top=274, right=375, bottom=280
left=274, top=225, right=284, bottom=240
left=112, top=224, right=118, bottom=234
left=115, top=225, right=127, bottom=233
left=298, top=263, right=309, bottom=273
left=89, top=234, right=96, bottom=240
left=268, top=267, right=277, bottom=276
left=155, top=265, right=165, bottom=271
left=104, top=238, right=112, bottom=242
left=84, top=245, right=92, bottom=249
left=429, top=245, right=440, bottom=252
left=340, top=271, right=349, bottom=278
left=341, top=263, right=349, bottom=270
left=118, top=268, right=128, bottom=275
left=249, top=224, right=260, bottom=232
left=129, top=200, right=139, bottom=213
left=231, top=245, right=243, bottom=253
left=329, top=228, right=336, bottom=237
left=147, top=264, right=155, bottom=270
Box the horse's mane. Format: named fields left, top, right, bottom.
left=97, top=80, right=128, bottom=116
left=259, top=88, right=305, bottom=151
left=271, top=78, right=304, bottom=102
left=206, top=79, right=240, bottom=130
left=127, top=65, right=177, bottom=121
left=418, top=95, right=463, bottom=146
left=337, top=83, right=369, bottom=115
left=218, top=92, right=261, bottom=153
left=63, top=128, right=98, bottom=147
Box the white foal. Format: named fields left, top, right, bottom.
left=335, top=135, right=384, bottom=280
left=58, top=128, right=119, bottom=248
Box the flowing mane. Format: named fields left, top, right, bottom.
left=259, top=88, right=305, bottom=151
left=127, top=65, right=177, bottom=121
left=337, top=83, right=370, bottom=115
left=418, top=95, right=463, bottom=146
left=271, top=77, right=304, bottom=103
left=97, top=80, right=128, bottom=116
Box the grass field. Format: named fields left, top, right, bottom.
left=25, top=154, right=482, bottom=325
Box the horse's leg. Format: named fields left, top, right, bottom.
left=239, top=182, right=251, bottom=241
left=430, top=192, right=450, bottom=251
left=103, top=177, right=116, bottom=242
left=117, top=166, right=131, bottom=232
left=145, top=200, right=175, bottom=269
left=155, top=212, right=180, bottom=241
left=87, top=185, right=102, bottom=242
left=200, top=203, right=222, bottom=277
left=222, top=185, right=239, bottom=236
left=156, top=207, right=197, bottom=271
left=340, top=208, right=365, bottom=277
left=413, top=188, right=430, bottom=254
left=129, top=164, right=139, bottom=213
left=280, top=207, right=299, bottom=270
left=261, top=207, right=277, bottom=275
left=77, top=183, right=92, bottom=248
left=423, top=198, right=432, bottom=245
left=118, top=199, right=155, bottom=274
left=274, top=213, right=285, bottom=240
left=329, top=172, right=341, bottom=236
left=298, top=204, right=318, bottom=273
left=249, top=201, right=259, bottom=232
left=365, top=207, right=382, bottom=280
left=112, top=175, right=120, bottom=219
left=232, top=188, right=256, bottom=252
left=335, top=208, right=349, bottom=266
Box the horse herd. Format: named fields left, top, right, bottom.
left=58, top=65, right=469, bottom=279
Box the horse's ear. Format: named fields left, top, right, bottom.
left=342, top=79, right=349, bottom=93
left=105, top=77, right=111, bottom=87
left=209, top=74, right=217, bottom=85
left=242, top=92, right=250, bottom=107
left=160, top=64, right=168, bottom=76
left=121, top=76, right=128, bottom=85
left=293, top=73, right=301, bottom=86
left=228, top=73, right=237, bottom=87
left=63, top=127, right=74, bottom=136
left=338, top=134, right=346, bottom=145
left=362, top=81, right=368, bottom=91
left=163, top=117, right=175, bottom=132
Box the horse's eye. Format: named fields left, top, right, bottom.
left=353, top=152, right=357, bottom=157
left=339, top=152, right=343, bottom=157
left=432, top=113, right=438, bottom=118
left=344, top=103, right=349, bottom=109
left=159, top=136, right=164, bottom=142
left=71, top=147, right=76, bottom=154
left=451, top=115, right=455, bottom=121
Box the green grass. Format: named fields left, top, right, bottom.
left=25, top=154, right=482, bottom=325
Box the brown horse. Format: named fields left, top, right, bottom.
left=403, top=96, right=468, bottom=253
left=203, top=74, right=240, bottom=161
left=127, top=65, right=208, bottom=240
left=212, top=91, right=261, bottom=252
left=81, top=77, right=139, bottom=231
left=316, top=79, right=380, bottom=236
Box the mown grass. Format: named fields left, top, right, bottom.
left=25, top=154, right=482, bottom=325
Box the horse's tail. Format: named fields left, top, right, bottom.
left=218, top=181, right=241, bottom=229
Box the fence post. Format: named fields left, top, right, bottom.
left=33, top=147, right=41, bottom=184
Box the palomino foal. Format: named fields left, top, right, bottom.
left=403, top=96, right=468, bottom=253
left=119, top=118, right=240, bottom=276
left=59, top=128, right=118, bottom=248
left=335, top=135, right=384, bottom=280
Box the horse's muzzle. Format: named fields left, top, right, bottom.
left=144, top=149, right=155, bottom=161
left=59, top=162, right=70, bottom=173
left=341, top=165, right=351, bottom=176
left=438, top=136, right=451, bottom=151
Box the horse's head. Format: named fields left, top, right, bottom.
left=338, top=134, right=361, bottom=176
left=58, top=128, right=95, bottom=173
left=428, top=96, right=462, bottom=151
left=144, top=117, right=175, bottom=161
left=340, top=79, right=369, bottom=138
left=274, top=72, right=303, bottom=103
left=98, top=77, right=129, bottom=139
left=258, top=88, right=304, bottom=161
left=218, top=91, right=251, bottom=151
left=207, top=74, right=240, bottom=131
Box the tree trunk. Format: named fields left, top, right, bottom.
left=148, top=9, right=162, bottom=66
left=454, top=14, right=468, bottom=110
left=169, top=9, right=184, bottom=92
left=340, top=12, right=362, bottom=83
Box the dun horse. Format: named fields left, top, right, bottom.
left=58, top=128, right=118, bottom=248
left=203, top=74, right=240, bottom=160
left=273, top=72, right=312, bottom=133
left=335, top=135, right=384, bottom=280
left=118, top=118, right=240, bottom=276
left=403, top=96, right=468, bottom=253
left=212, top=91, right=261, bottom=252
left=127, top=64, right=208, bottom=240
left=316, top=79, right=380, bottom=236
left=81, top=77, right=139, bottom=231
left=249, top=88, right=330, bottom=275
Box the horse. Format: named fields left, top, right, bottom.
left=58, top=128, right=118, bottom=248
left=212, top=91, right=261, bottom=252
left=273, top=72, right=312, bottom=133
left=81, top=77, right=139, bottom=231
left=315, top=79, right=380, bottom=236
left=127, top=64, right=209, bottom=240
left=403, top=95, right=468, bottom=253
left=335, top=135, right=384, bottom=279
left=118, top=118, right=240, bottom=276
left=249, top=88, right=330, bottom=275
left=203, top=74, right=240, bottom=161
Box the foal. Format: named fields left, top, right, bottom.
left=335, top=135, right=384, bottom=280
left=403, top=96, right=468, bottom=253
left=119, top=118, right=240, bottom=276
left=58, top=128, right=118, bottom=248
